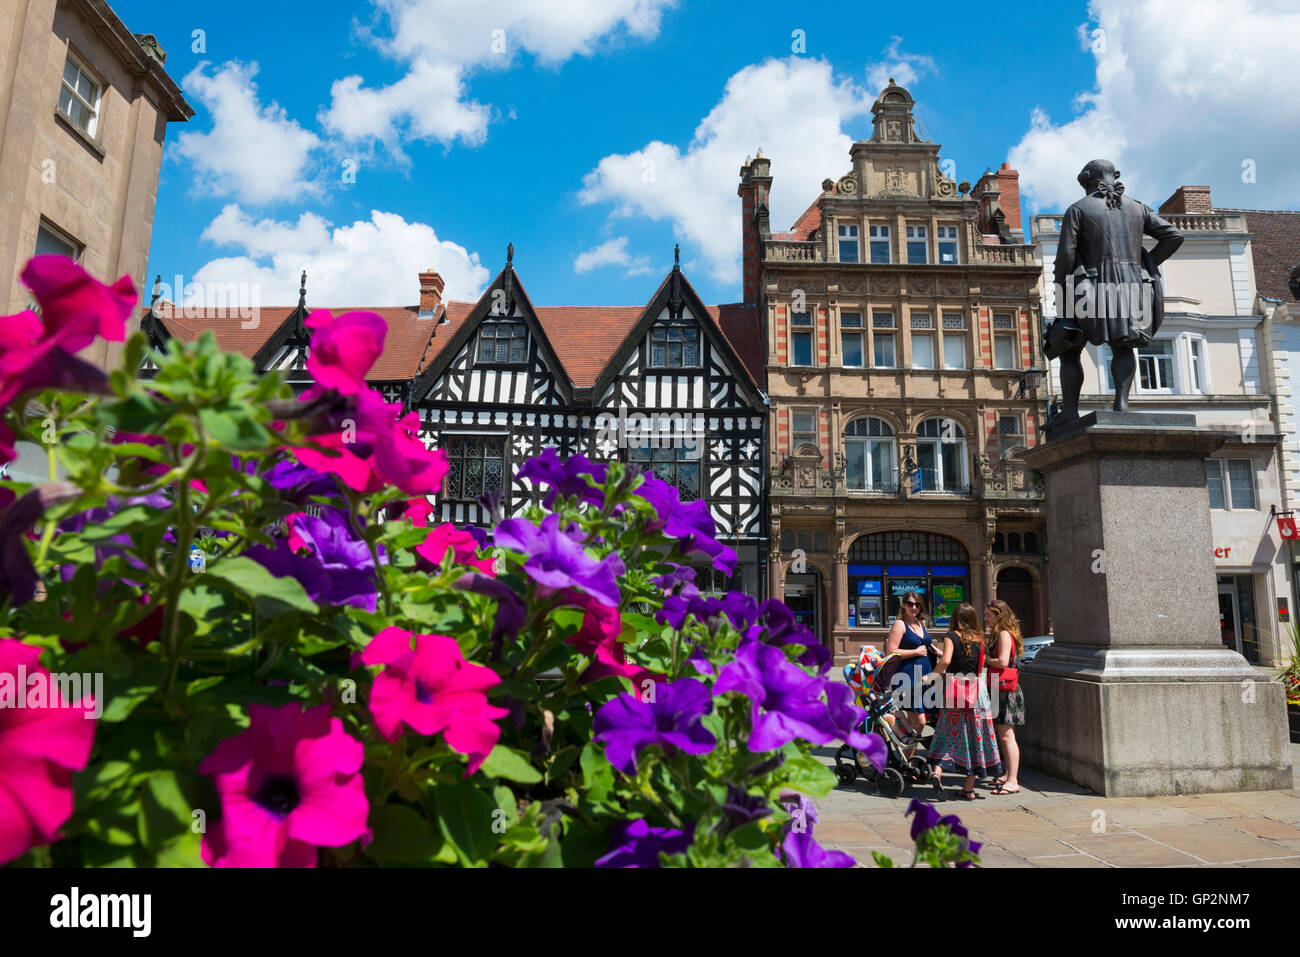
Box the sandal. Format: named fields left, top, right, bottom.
left=990, top=785, right=1021, bottom=795
left=959, top=789, right=983, bottom=800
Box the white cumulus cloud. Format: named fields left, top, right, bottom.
left=865, top=36, right=937, bottom=94
left=573, top=236, right=653, bottom=276
left=578, top=56, right=875, bottom=285
left=174, top=62, right=322, bottom=206
left=192, top=204, right=489, bottom=307
left=321, top=0, right=677, bottom=154
left=1009, top=0, right=1300, bottom=213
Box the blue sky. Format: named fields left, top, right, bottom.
left=114, top=0, right=1300, bottom=311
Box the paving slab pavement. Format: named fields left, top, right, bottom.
left=809, top=742, right=1300, bottom=868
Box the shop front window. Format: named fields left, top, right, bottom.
left=845, top=531, right=969, bottom=629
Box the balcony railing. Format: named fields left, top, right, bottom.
left=979, top=458, right=1045, bottom=500
left=975, top=244, right=1037, bottom=266
left=764, top=240, right=824, bottom=263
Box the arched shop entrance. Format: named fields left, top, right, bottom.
left=995, top=566, right=1038, bottom=635
left=783, top=569, right=824, bottom=639
left=846, top=531, right=970, bottom=629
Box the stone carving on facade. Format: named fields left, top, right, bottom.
left=870, top=275, right=898, bottom=295
left=910, top=275, right=932, bottom=294
left=878, top=166, right=913, bottom=198
left=939, top=277, right=967, bottom=297
left=836, top=174, right=857, bottom=195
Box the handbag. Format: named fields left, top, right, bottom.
left=987, top=640, right=1019, bottom=694
left=946, top=643, right=985, bottom=710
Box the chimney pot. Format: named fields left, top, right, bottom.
left=418, top=269, right=445, bottom=318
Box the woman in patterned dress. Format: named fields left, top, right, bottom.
left=922, top=603, right=1004, bottom=801
left=985, top=599, right=1027, bottom=795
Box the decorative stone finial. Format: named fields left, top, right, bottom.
left=507, top=242, right=514, bottom=264
left=298, top=270, right=307, bottom=309
left=674, top=243, right=680, bottom=267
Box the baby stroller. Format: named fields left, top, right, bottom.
left=833, top=647, right=933, bottom=797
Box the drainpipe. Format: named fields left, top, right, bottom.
left=760, top=390, right=771, bottom=602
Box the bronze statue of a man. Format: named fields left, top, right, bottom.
left=1045, top=160, right=1184, bottom=424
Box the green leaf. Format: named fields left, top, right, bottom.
left=780, top=748, right=836, bottom=799
left=138, top=771, right=197, bottom=850
left=154, top=831, right=204, bottom=867
left=433, top=780, right=497, bottom=867
left=478, top=745, right=542, bottom=784
left=204, top=555, right=319, bottom=615
left=365, top=804, right=448, bottom=865
left=871, top=850, right=896, bottom=868
left=578, top=742, right=614, bottom=804
left=199, top=406, right=269, bottom=451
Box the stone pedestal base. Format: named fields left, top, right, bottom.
left=1017, top=648, right=1293, bottom=796
left=1019, top=415, right=1293, bottom=797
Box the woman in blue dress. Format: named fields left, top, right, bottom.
left=883, top=590, right=934, bottom=749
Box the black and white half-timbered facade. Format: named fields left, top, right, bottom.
left=137, top=249, right=770, bottom=596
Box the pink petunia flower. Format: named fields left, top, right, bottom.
left=357, top=627, right=508, bottom=774
left=295, top=378, right=449, bottom=497
left=416, top=523, right=496, bottom=577
left=560, top=590, right=660, bottom=688
left=198, top=702, right=370, bottom=868
left=304, top=310, right=386, bottom=396
left=0, top=259, right=134, bottom=463
left=0, top=639, right=97, bottom=865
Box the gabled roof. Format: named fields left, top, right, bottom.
left=1220, top=208, right=1300, bottom=303
left=772, top=195, right=824, bottom=241
left=141, top=261, right=767, bottom=400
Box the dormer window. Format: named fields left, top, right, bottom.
left=650, top=324, right=700, bottom=368
left=477, top=320, right=527, bottom=364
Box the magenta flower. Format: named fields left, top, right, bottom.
left=0, top=639, right=98, bottom=865
left=494, top=514, right=625, bottom=607
left=357, top=627, right=508, bottom=774
left=0, top=259, right=134, bottom=463
left=295, top=386, right=448, bottom=496
left=198, top=702, right=369, bottom=868
left=416, top=523, right=496, bottom=577
left=592, top=678, right=716, bottom=774
left=304, top=310, right=386, bottom=396
left=559, top=589, right=658, bottom=686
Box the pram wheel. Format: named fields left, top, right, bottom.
left=908, top=756, right=931, bottom=783
left=835, top=764, right=857, bottom=785
left=875, top=767, right=905, bottom=798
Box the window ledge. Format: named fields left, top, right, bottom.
left=54, top=109, right=105, bottom=160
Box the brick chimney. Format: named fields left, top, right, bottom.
left=738, top=152, right=772, bottom=306
left=418, top=269, right=445, bottom=318
left=974, top=163, right=1023, bottom=242
left=1159, top=185, right=1212, bottom=215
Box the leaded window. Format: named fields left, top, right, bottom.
left=442, top=435, right=506, bottom=501
left=650, top=325, right=700, bottom=367
left=477, top=321, right=527, bottom=364
left=630, top=444, right=701, bottom=500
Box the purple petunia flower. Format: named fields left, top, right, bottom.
left=58, top=492, right=168, bottom=588
left=760, top=599, right=832, bottom=674
left=2, top=482, right=80, bottom=605
left=263, top=458, right=339, bottom=502
left=594, top=819, right=694, bottom=868
left=245, top=507, right=381, bottom=611
left=714, top=639, right=875, bottom=753
left=652, top=563, right=698, bottom=596
left=593, top=678, right=717, bottom=774
left=493, top=514, right=624, bottom=608
left=906, top=798, right=982, bottom=866
left=515, top=447, right=608, bottom=509
left=721, top=785, right=772, bottom=830
left=634, top=477, right=737, bottom=577
left=455, top=572, right=526, bottom=653
left=657, top=589, right=759, bottom=633
left=780, top=794, right=855, bottom=868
